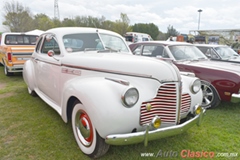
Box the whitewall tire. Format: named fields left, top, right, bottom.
left=71, top=101, right=109, bottom=158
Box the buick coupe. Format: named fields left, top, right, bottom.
left=23, top=28, right=205, bottom=158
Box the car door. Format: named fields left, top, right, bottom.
left=33, top=34, right=62, bottom=107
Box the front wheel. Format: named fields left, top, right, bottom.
left=71, top=101, right=109, bottom=158
left=201, top=81, right=220, bottom=109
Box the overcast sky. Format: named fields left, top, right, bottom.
left=1, top=0, right=240, bottom=34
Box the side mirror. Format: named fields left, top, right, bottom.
left=47, top=50, right=55, bottom=57
left=47, top=50, right=59, bottom=61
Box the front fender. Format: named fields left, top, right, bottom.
left=181, top=75, right=203, bottom=115
left=61, top=76, right=160, bottom=138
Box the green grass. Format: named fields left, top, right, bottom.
left=0, top=66, right=239, bottom=160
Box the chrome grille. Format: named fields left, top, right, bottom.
left=180, top=93, right=191, bottom=114
left=140, top=83, right=177, bottom=125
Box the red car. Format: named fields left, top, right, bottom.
left=129, top=41, right=240, bottom=109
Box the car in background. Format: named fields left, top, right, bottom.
left=124, top=32, right=152, bottom=45
left=195, top=44, right=240, bottom=63
left=23, top=27, right=205, bottom=158
left=129, top=41, right=240, bottom=109
left=0, top=32, right=41, bottom=76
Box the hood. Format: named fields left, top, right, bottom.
left=179, top=59, right=240, bottom=74
left=226, top=55, right=240, bottom=62
left=61, top=52, right=180, bottom=82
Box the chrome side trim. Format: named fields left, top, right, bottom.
left=32, top=58, right=61, bottom=66
left=62, top=64, right=153, bottom=79
left=105, top=77, right=130, bottom=86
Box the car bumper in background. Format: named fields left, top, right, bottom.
left=231, top=93, right=240, bottom=103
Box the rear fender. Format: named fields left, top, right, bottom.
left=23, top=60, right=36, bottom=91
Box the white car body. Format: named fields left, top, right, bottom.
left=23, top=27, right=205, bottom=158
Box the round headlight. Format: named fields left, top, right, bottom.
left=122, top=88, right=139, bottom=107
left=191, top=79, right=201, bottom=94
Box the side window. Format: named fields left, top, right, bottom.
left=41, top=36, right=60, bottom=55
left=35, top=37, right=43, bottom=53
left=205, top=49, right=211, bottom=58
left=162, top=49, right=170, bottom=58
left=197, top=47, right=208, bottom=54
left=151, top=46, right=164, bottom=57
left=132, top=45, right=142, bottom=55
left=142, top=45, right=154, bottom=56
left=211, top=49, right=220, bottom=59
left=5, top=35, right=17, bottom=44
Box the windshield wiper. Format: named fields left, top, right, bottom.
left=97, top=47, right=118, bottom=53
left=198, top=57, right=207, bottom=60
left=105, top=47, right=118, bottom=52
left=84, top=48, right=98, bottom=51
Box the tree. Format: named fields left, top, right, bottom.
left=101, top=20, right=114, bottom=31
left=3, top=0, right=33, bottom=32
left=112, top=13, right=131, bottom=36
left=52, top=18, right=62, bottom=28
left=131, top=23, right=159, bottom=40
left=62, top=18, right=75, bottom=27
left=74, top=15, right=104, bottom=28
left=32, top=14, right=54, bottom=31
left=156, top=31, right=167, bottom=40
left=166, top=25, right=180, bottom=39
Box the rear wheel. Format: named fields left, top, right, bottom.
left=71, top=101, right=109, bottom=158
left=201, top=81, right=220, bottom=109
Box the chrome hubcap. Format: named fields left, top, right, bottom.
left=201, top=84, right=214, bottom=106
left=75, top=111, right=93, bottom=147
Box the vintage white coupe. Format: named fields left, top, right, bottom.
left=23, top=27, right=205, bottom=158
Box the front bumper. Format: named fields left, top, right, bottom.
left=231, top=93, right=240, bottom=103
left=105, top=107, right=205, bottom=146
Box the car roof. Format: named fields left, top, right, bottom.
left=45, top=27, right=121, bottom=37
left=1, top=32, right=40, bottom=36
left=194, top=44, right=228, bottom=47
left=133, top=41, right=193, bottom=46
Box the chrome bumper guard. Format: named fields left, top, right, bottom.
left=105, top=107, right=206, bottom=146
left=231, top=93, right=240, bottom=103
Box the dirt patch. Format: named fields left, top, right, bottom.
left=0, top=83, right=6, bottom=89
left=0, top=92, right=15, bottom=99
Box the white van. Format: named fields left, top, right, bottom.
left=124, top=32, right=153, bottom=44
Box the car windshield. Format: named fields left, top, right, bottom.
left=214, top=46, right=239, bottom=59
left=169, top=45, right=207, bottom=61
left=62, top=33, right=129, bottom=53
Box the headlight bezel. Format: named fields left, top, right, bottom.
left=190, top=79, right=201, bottom=94
left=121, top=87, right=139, bottom=108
